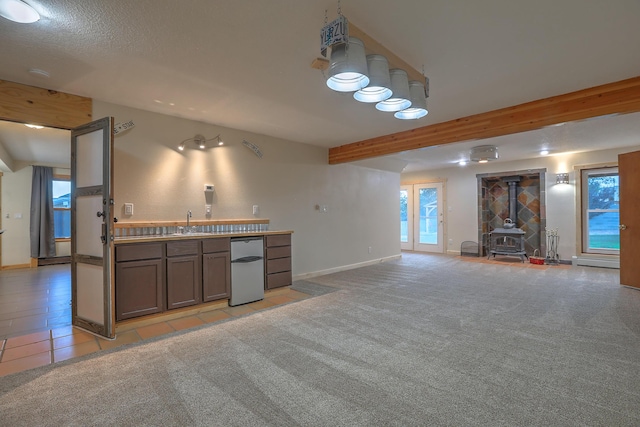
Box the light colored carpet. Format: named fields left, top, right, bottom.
left=1, top=253, right=639, bottom=426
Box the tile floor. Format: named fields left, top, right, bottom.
left=0, top=285, right=311, bottom=377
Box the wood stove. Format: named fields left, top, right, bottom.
left=488, top=228, right=528, bottom=262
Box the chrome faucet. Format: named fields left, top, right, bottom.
left=187, top=210, right=192, bottom=228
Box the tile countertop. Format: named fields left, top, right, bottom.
left=114, top=230, right=294, bottom=244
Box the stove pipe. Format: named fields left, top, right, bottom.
left=503, top=176, right=521, bottom=225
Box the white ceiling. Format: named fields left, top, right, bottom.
left=1, top=0, right=639, bottom=172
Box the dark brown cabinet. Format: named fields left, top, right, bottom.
left=166, top=240, right=201, bottom=310
left=115, top=232, right=291, bottom=321
left=115, top=242, right=164, bottom=321
left=265, top=234, right=292, bottom=290
left=202, top=238, right=231, bottom=302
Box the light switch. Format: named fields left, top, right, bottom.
left=252, top=205, right=259, bottom=215
left=205, top=204, right=212, bottom=215
left=124, top=203, right=134, bottom=215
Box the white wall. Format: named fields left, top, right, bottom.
left=93, top=101, right=401, bottom=277
left=402, top=145, right=640, bottom=261
left=1, top=166, right=32, bottom=266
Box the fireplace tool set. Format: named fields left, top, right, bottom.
left=545, top=228, right=560, bottom=265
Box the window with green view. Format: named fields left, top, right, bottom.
left=582, top=167, right=619, bottom=254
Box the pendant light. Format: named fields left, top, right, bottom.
left=375, top=69, right=411, bottom=112
left=326, top=37, right=370, bottom=92
left=0, top=0, right=40, bottom=23
left=353, top=54, right=392, bottom=103
left=394, top=81, right=429, bottom=120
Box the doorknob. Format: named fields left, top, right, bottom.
left=619, top=224, right=627, bottom=230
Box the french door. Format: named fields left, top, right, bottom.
left=401, top=182, right=444, bottom=253
left=71, top=117, right=116, bottom=338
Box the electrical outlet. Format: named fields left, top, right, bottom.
left=368, top=246, right=372, bottom=254
left=253, top=205, right=259, bottom=215
left=205, top=205, right=212, bottom=215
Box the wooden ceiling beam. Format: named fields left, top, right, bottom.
left=328, top=76, right=640, bottom=164
left=0, top=79, right=92, bottom=129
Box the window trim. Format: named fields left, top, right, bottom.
left=579, top=165, right=620, bottom=256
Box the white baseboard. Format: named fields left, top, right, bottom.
left=447, top=249, right=462, bottom=256
left=572, top=256, right=620, bottom=269
left=293, top=255, right=401, bottom=281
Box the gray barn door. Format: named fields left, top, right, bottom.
left=70, top=117, right=115, bottom=338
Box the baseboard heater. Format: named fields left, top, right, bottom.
left=572, top=256, right=620, bottom=269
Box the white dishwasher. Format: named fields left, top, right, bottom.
left=230, top=236, right=265, bottom=306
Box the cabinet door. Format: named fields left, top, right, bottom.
left=115, top=259, right=164, bottom=321
left=166, top=255, right=201, bottom=309
left=203, top=252, right=230, bottom=302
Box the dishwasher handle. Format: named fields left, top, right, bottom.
left=231, top=255, right=263, bottom=263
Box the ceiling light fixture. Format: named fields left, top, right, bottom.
left=540, top=149, right=549, bottom=155
left=326, top=37, right=370, bottom=92
left=25, top=123, right=44, bottom=129
left=353, top=54, right=392, bottom=103
left=316, top=6, right=429, bottom=119
left=395, top=79, right=429, bottom=120
left=470, top=145, right=499, bottom=163
left=0, top=0, right=40, bottom=23
left=178, top=134, right=224, bottom=151
left=376, top=69, right=412, bottom=112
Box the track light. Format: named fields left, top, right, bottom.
left=178, top=134, right=224, bottom=151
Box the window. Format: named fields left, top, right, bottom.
left=53, top=179, right=71, bottom=239
left=581, top=167, right=619, bottom=254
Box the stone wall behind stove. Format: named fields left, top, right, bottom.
left=477, top=169, right=546, bottom=256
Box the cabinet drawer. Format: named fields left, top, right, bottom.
left=266, top=257, right=291, bottom=274
left=116, top=242, right=163, bottom=262
left=266, top=234, right=291, bottom=247
left=202, top=237, right=230, bottom=254
left=167, top=240, right=199, bottom=257
left=266, top=270, right=292, bottom=290
left=266, top=245, right=291, bottom=260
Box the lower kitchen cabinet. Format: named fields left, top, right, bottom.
left=115, top=243, right=164, bottom=321
left=265, top=234, right=292, bottom=290
left=166, top=240, right=202, bottom=310
left=203, top=252, right=230, bottom=302
left=202, top=237, right=231, bottom=302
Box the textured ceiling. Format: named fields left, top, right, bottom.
left=1, top=0, right=639, bottom=171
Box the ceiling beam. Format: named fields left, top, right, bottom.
left=0, top=79, right=92, bottom=130
left=328, top=76, right=640, bottom=164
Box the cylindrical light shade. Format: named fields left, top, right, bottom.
left=326, top=37, right=370, bottom=92
left=375, top=69, right=411, bottom=112
left=0, top=0, right=40, bottom=23
left=353, top=54, right=392, bottom=103
left=394, top=81, right=429, bottom=120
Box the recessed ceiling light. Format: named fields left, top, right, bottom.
left=0, top=0, right=40, bottom=23
left=458, top=160, right=468, bottom=166
left=25, top=123, right=44, bottom=129
left=540, top=149, right=549, bottom=156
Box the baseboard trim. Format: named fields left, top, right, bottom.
left=1, top=263, right=33, bottom=270
left=293, top=255, right=401, bottom=281
left=572, top=256, right=620, bottom=269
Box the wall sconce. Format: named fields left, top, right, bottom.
left=178, top=134, right=224, bottom=151
left=555, top=173, right=569, bottom=185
